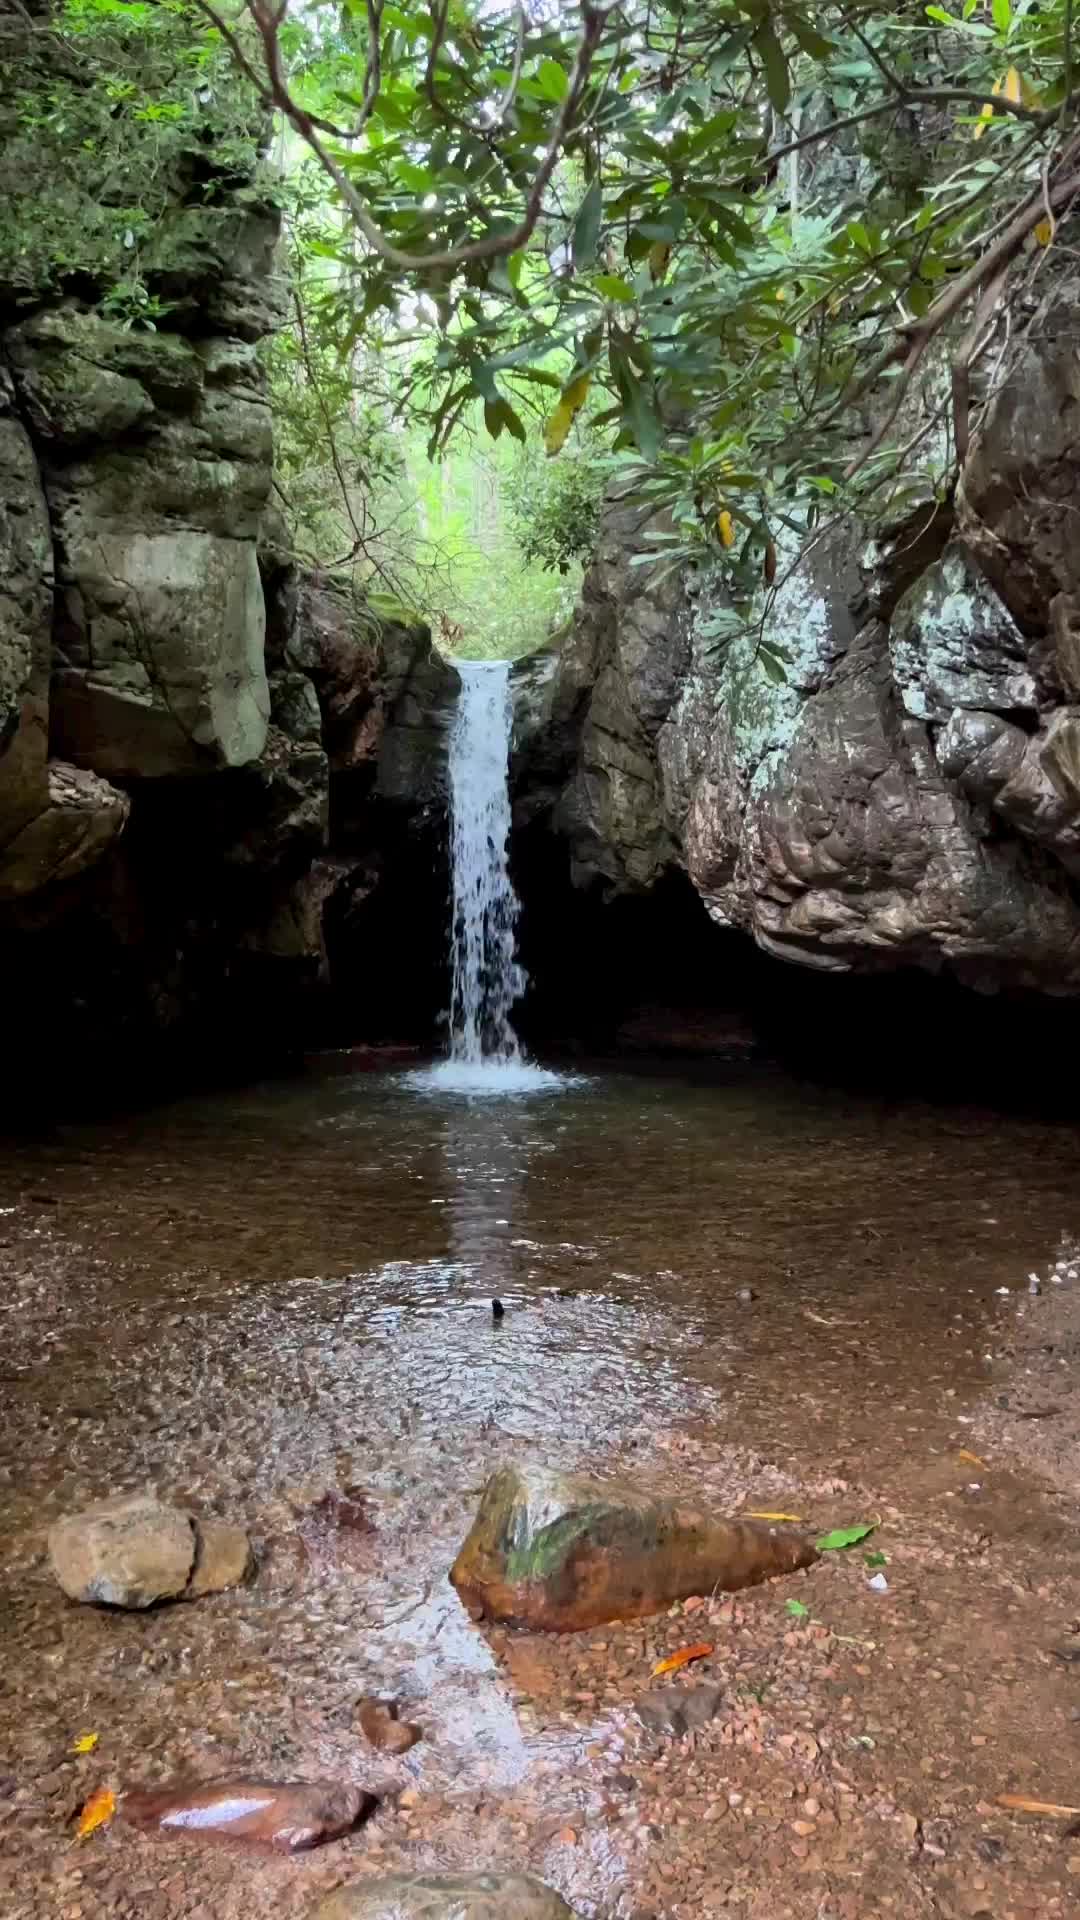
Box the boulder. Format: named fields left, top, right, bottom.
left=449, top=1463, right=818, bottom=1631
left=315, top=1872, right=579, bottom=1920
left=121, top=1778, right=370, bottom=1852
left=48, top=1495, right=251, bottom=1606
left=49, top=1494, right=195, bottom=1608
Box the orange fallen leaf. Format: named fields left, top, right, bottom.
left=653, top=1641, right=714, bottom=1676
left=746, top=1511, right=803, bottom=1523
left=958, top=1449, right=986, bottom=1468
left=76, top=1787, right=116, bottom=1839
left=997, top=1793, right=1080, bottom=1817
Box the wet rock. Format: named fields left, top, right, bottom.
left=355, top=1696, right=422, bottom=1754
left=186, top=1519, right=252, bottom=1597
left=49, top=1495, right=196, bottom=1608
left=635, top=1683, right=726, bottom=1736
left=120, top=1778, right=371, bottom=1852
left=315, top=1870, right=579, bottom=1920
left=449, top=1462, right=818, bottom=1631
left=48, top=1495, right=251, bottom=1606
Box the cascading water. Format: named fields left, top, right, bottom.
left=446, top=660, right=525, bottom=1067
left=411, top=658, right=563, bottom=1095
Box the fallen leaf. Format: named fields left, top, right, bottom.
left=816, top=1522, right=876, bottom=1553
left=652, top=1641, right=714, bottom=1676
left=71, top=1733, right=99, bottom=1755
left=747, top=1510, right=803, bottom=1523
left=77, top=1787, right=116, bottom=1839
left=786, top=1599, right=810, bottom=1619
left=958, top=1449, right=986, bottom=1468
left=997, top=1793, right=1080, bottom=1818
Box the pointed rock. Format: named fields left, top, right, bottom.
left=450, top=1462, right=818, bottom=1631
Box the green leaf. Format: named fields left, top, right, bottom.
left=536, top=57, right=568, bottom=102
left=816, top=1523, right=877, bottom=1552
left=755, top=18, right=791, bottom=114
left=759, top=647, right=788, bottom=685
left=991, top=0, right=1010, bottom=30
left=785, top=1598, right=810, bottom=1619
left=595, top=273, right=635, bottom=302
left=572, top=179, right=603, bottom=272
left=864, top=1550, right=889, bottom=1568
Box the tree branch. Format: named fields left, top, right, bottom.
left=214, top=0, right=607, bottom=273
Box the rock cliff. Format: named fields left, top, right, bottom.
left=516, top=292, right=1080, bottom=996
left=0, top=5, right=456, bottom=1087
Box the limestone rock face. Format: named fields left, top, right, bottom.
left=450, top=1462, right=818, bottom=1631
left=5, top=306, right=273, bottom=779
left=316, top=1873, right=580, bottom=1920
left=515, top=293, right=1080, bottom=993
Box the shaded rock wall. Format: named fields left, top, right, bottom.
left=0, top=16, right=457, bottom=1090
left=515, top=291, right=1080, bottom=998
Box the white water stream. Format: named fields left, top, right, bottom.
left=419, top=659, right=561, bottom=1095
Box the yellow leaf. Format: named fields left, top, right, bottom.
left=71, top=1733, right=99, bottom=1755
left=77, top=1787, right=116, bottom=1839
left=1002, top=66, right=1022, bottom=103
left=543, top=373, right=590, bottom=458
left=652, top=1641, right=714, bottom=1676
left=974, top=70, right=1007, bottom=140
left=1033, top=216, right=1054, bottom=247
left=717, top=509, right=735, bottom=549
left=648, top=241, right=671, bottom=284
left=746, top=1510, right=803, bottom=1522
left=957, top=1449, right=986, bottom=1468
left=775, top=287, right=786, bottom=303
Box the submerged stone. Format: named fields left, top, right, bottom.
left=449, top=1463, right=818, bottom=1631
left=121, top=1778, right=371, bottom=1852
left=48, top=1495, right=251, bottom=1607
left=315, top=1871, right=579, bottom=1920
left=49, top=1495, right=195, bottom=1609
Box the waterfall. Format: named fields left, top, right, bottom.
left=407, top=658, right=565, bottom=1095
left=446, top=660, right=525, bottom=1065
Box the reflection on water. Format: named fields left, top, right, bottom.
left=2, top=1061, right=1080, bottom=1799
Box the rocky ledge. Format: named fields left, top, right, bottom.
left=514, top=284, right=1080, bottom=996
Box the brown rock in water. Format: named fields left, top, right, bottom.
left=450, top=1463, right=818, bottom=1631
left=186, top=1519, right=252, bottom=1597
left=355, top=1696, right=422, bottom=1754
left=49, top=1495, right=196, bottom=1608
left=120, top=1778, right=372, bottom=1852
left=315, top=1871, right=579, bottom=1919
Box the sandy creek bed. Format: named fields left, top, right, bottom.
left=2, top=1059, right=1080, bottom=1919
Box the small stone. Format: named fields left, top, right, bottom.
left=791, top=1820, right=817, bottom=1838
left=49, top=1495, right=195, bottom=1608
left=315, top=1873, right=580, bottom=1919
left=355, top=1696, right=422, bottom=1754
